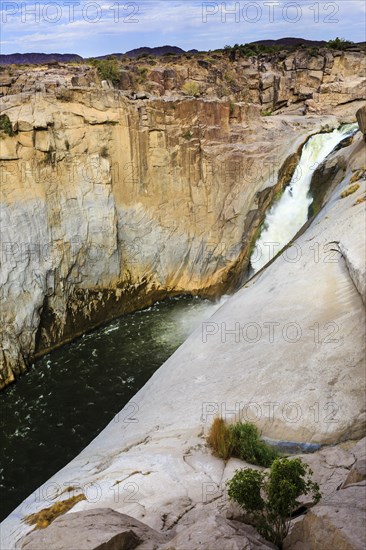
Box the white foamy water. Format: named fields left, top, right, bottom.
left=250, top=124, right=358, bottom=273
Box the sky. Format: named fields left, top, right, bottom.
left=1, top=0, right=365, bottom=56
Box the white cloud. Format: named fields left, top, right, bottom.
left=1, top=0, right=365, bottom=55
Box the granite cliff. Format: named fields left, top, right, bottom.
left=0, top=47, right=365, bottom=388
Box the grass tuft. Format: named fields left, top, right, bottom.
left=207, top=417, right=233, bottom=460
left=340, top=183, right=360, bottom=198
left=24, top=494, right=86, bottom=530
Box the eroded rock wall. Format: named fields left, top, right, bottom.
left=0, top=49, right=365, bottom=387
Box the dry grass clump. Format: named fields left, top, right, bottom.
left=24, top=494, right=86, bottom=530
left=350, top=169, right=365, bottom=184
left=353, top=194, right=366, bottom=206
left=182, top=81, right=201, bottom=97
left=340, top=183, right=360, bottom=198
left=207, top=417, right=233, bottom=460
left=207, top=417, right=278, bottom=467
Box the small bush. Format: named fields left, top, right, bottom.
left=182, top=130, right=193, bottom=141
left=100, top=145, right=109, bottom=158
left=224, top=71, right=237, bottom=85
left=137, top=66, right=148, bottom=83
left=227, top=458, right=321, bottom=548
left=261, top=109, right=272, bottom=117
left=327, top=37, right=353, bottom=50
left=0, top=114, right=14, bottom=137
left=208, top=418, right=278, bottom=467
left=182, top=81, right=201, bottom=97
left=309, top=47, right=319, bottom=57
left=90, top=58, right=120, bottom=85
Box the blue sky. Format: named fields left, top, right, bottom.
left=1, top=0, right=365, bottom=56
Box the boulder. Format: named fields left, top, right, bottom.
left=20, top=508, right=168, bottom=550
left=343, top=438, right=366, bottom=487
left=159, top=509, right=276, bottom=550
left=284, top=482, right=366, bottom=550
left=356, top=105, right=366, bottom=140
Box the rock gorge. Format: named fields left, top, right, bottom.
left=1, top=106, right=365, bottom=549
left=1, top=47, right=365, bottom=389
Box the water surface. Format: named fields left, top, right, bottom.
left=0, top=296, right=224, bottom=520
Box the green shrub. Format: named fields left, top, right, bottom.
left=227, top=458, right=321, bottom=548
left=261, top=109, right=272, bottom=117
left=182, top=81, right=201, bottom=97
left=182, top=130, right=193, bottom=141
left=137, top=66, right=148, bottom=83
left=208, top=418, right=278, bottom=467
left=327, top=37, right=353, bottom=50
left=0, top=114, right=14, bottom=137
left=309, top=47, right=319, bottom=57
left=100, top=145, right=109, bottom=158
left=229, top=422, right=278, bottom=467
left=90, top=58, right=120, bottom=85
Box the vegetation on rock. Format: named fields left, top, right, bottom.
left=207, top=418, right=278, bottom=467
left=227, top=458, right=321, bottom=548
left=89, top=57, right=120, bottom=85
left=100, top=145, right=109, bottom=158
left=24, top=494, right=86, bottom=529
left=0, top=114, right=14, bottom=137
left=327, top=37, right=353, bottom=50
left=182, top=81, right=201, bottom=97
left=341, top=183, right=360, bottom=198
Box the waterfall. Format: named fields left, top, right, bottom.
left=250, top=124, right=358, bottom=274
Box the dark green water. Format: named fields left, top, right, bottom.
left=0, top=296, right=221, bottom=521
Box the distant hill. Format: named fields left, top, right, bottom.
left=95, top=46, right=187, bottom=60
left=0, top=53, right=83, bottom=65
left=0, top=46, right=200, bottom=65
left=126, top=45, right=186, bottom=58
left=1, top=39, right=361, bottom=66
left=250, top=37, right=327, bottom=47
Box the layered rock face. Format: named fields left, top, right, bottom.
left=1, top=47, right=365, bottom=114
left=0, top=49, right=365, bottom=388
